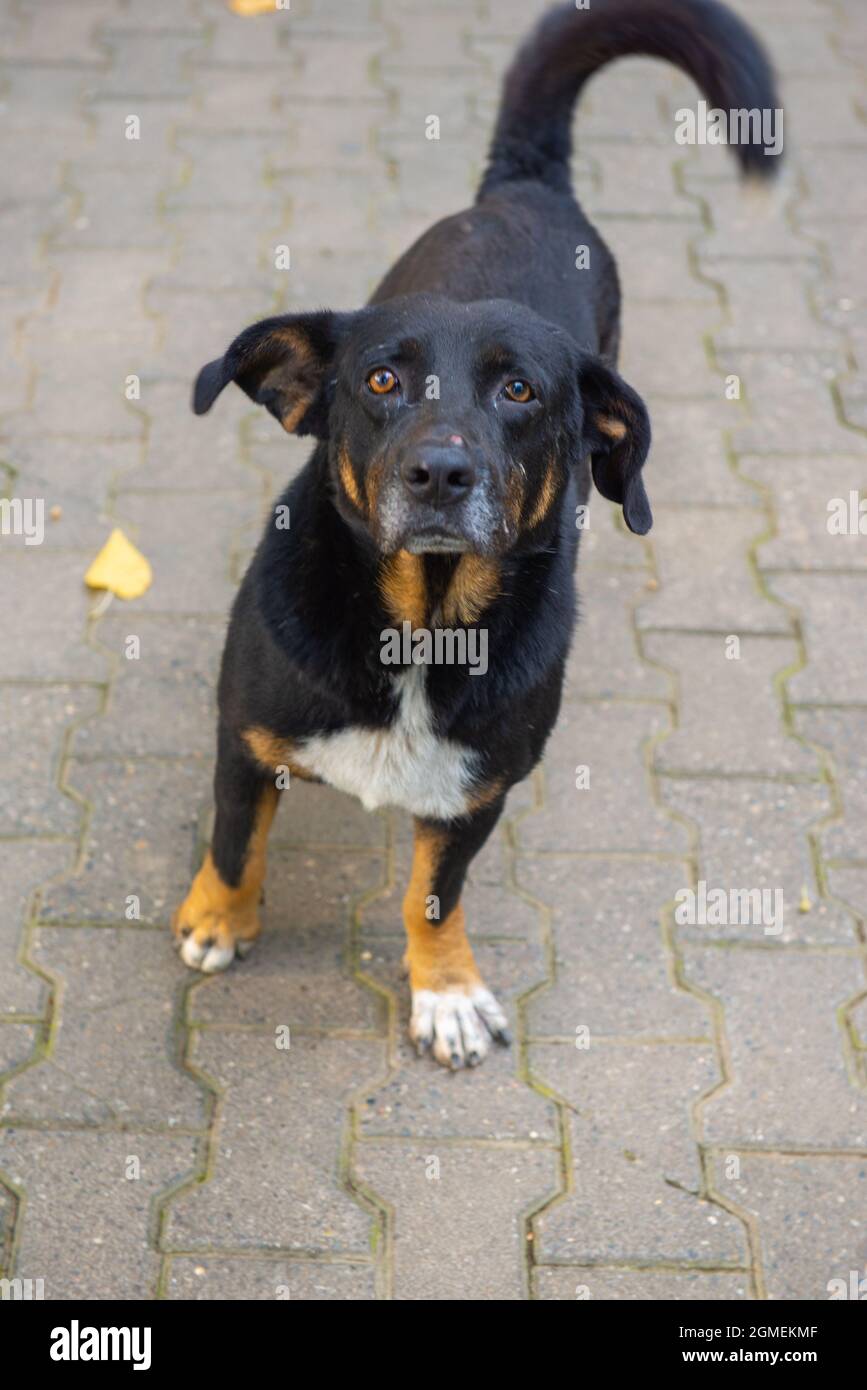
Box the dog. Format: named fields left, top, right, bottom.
left=173, top=0, right=780, bottom=1069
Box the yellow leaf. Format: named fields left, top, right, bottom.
left=229, top=0, right=278, bottom=15
left=84, top=529, right=152, bottom=600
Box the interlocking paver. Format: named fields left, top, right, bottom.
left=709, top=1153, right=867, bottom=1301
left=2, top=0, right=865, bottom=1304
left=530, top=1045, right=748, bottom=1265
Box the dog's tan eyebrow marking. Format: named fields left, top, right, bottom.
left=338, top=441, right=365, bottom=512
left=595, top=412, right=627, bottom=441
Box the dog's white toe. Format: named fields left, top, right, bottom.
left=410, top=987, right=511, bottom=1069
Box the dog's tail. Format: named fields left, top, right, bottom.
left=479, top=0, right=781, bottom=199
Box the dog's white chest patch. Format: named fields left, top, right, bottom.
left=291, top=666, right=478, bottom=820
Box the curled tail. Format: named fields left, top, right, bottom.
left=479, top=0, right=781, bottom=198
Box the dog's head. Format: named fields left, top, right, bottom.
left=194, top=294, right=652, bottom=554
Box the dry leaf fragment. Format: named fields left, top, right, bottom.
left=84, top=528, right=152, bottom=600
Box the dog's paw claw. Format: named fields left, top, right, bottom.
left=409, top=986, right=510, bottom=1070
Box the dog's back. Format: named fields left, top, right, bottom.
left=373, top=0, right=780, bottom=355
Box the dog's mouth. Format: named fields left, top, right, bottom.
left=405, top=530, right=472, bottom=555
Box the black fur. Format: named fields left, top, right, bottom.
left=192, top=0, right=780, bottom=908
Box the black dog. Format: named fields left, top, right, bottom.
left=174, top=0, right=779, bottom=1068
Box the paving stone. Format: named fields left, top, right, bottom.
left=0, top=438, right=141, bottom=552
left=638, top=508, right=792, bottom=634
left=767, top=575, right=867, bottom=704
left=690, top=171, right=813, bottom=262
left=530, top=1045, right=747, bottom=1265
left=710, top=1153, right=867, bottom=1302
left=518, top=701, right=685, bottom=856
left=191, top=849, right=384, bottom=1031
left=167, top=131, right=285, bottom=211
left=645, top=633, right=816, bottom=776
left=39, top=757, right=211, bottom=925
left=565, top=572, right=671, bottom=702
left=662, top=777, right=853, bottom=944
left=354, top=1141, right=558, bottom=1300
left=194, top=11, right=294, bottom=68
left=145, top=283, right=278, bottom=380
left=794, top=708, right=867, bottom=862
left=270, top=781, right=388, bottom=850
left=0, top=1129, right=197, bottom=1300
left=827, top=867, right=867, bottom=924
left=2, top=927, right=205, bottom=1128
left=727, top=352, right=863, bottom=456
left=0, top=552, right=108, bottom=682
left=712, top=262, right=837, bottom=354
left=9, top=0, right=109, bottom=63
left=620, top=302, right=720, bottom=398
left=164, top=1031, right=382, bottom=1253
left=73, top=615, right=221, bottom=759
left=535, top=1267, right=750, bottom=1300
left=595, top=217, right=715, bottom=304
left=111, top=489, right=261, bottom=615
left=517, top=858, right=708, bottom=1040
left=156, top=207, right=283, bottom=295
left=686, top=947, right=867, bottom=1148
left=61, top=164, right=181, bottom=252
left=581, top=142, right=702, bottom=223
left=0, top=685, right=99, bottom=836
left=167, top=1256, right=376, bottom=1300
left=640, top=398, right=756, bottom=510
left=579, top=494, right=652, bottom=571
left=92, top=34, right=203, bottom=100
left=0, top=1023, right=37, bottom=1077
left=745, top=454, right=867, bottom=571
left=0, top=66, right=94, bottom=137
left=0, top=842, right=71, bottom=1018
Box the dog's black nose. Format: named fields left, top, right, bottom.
left=400, top=443, right=476, bottom=506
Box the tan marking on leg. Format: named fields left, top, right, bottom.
left=440, top=555, right=500, bottom=626
left=526, top=455, right=558, bottom=529
left=242, top=726, right=321, bottom=783
left=595, top=413, right=627, bottom=442
left=338, top=441, right=365, bottom=512
left=172, top=783, right=278, bottom=969
left=465, top=776, right=505, bottom=814
left=379, top=549, right=428, bottom=628
left=402, top=824, right=481, bottom=993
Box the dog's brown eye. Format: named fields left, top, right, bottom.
left=368, top=367, right=398, bottom=395
left=504, top=379, right=534, bottom=403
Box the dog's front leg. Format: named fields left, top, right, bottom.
left=173, top=723, right=278, bottom=973
left=403, top=801, right=511, bottom=1069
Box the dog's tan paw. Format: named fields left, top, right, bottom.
left=172, top=856, right=260, bottom=974
left=409, top=986, right=511, bottom=1069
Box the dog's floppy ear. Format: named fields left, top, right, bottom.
left=193, top=310, right=353, bottom=438
left=578, top=357, right=652, bottom=535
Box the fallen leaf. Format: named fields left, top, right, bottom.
left=229, top=0, right=278, bottom=15
left=84, top=528, right=152, bottom=600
